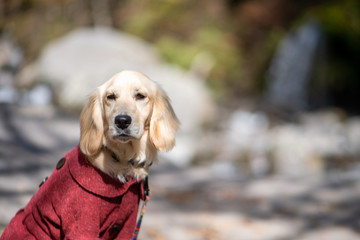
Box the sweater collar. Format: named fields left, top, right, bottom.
left=65, top=145, right=144, bottom=198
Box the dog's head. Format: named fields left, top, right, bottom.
left=79, top=71, right=179, bottom=157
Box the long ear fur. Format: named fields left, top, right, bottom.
left=150, top=87, right=179, bottom=151
left=80, top=90, right=104, bottom=156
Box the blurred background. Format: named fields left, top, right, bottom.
left=1, top=0, right=360, bottom=239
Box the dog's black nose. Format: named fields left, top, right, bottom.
left=115, top=115, right=132, bottom=129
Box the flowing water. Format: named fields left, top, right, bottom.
left=266, top=20, right=324, bottom=111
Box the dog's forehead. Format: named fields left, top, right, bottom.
left=102, top=71, right=154, bottom=93
left=112, top=72, right=144, bottom=87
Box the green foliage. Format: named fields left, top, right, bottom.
left=155, top=25, right=243, bottom=97
left=308, top=0, right=360, bottom=50
left=122, top=0, right=197, bottom=40
left=193, top=26, right=243, bottom=94
left=122, top=0, right=243, bottom=97
left=304, top=0, right=360, bottom=110
left=156, top=36, right=198, bottom=69
left=3, top=0, right=359, bottom=105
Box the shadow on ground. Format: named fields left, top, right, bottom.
left=1, top=104, right=360, bottom=240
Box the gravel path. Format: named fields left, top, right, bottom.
left=1, top=104, right=360, bottom=240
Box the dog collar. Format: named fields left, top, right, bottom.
left=102, top=145, right=135, bottom=164
left=102, top=145, right=152, bottom=168
left=102, top=145, right=123, bottom=163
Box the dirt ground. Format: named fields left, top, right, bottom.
left=1, top=104, right=360, bottom=240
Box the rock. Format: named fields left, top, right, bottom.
left=346, top=117, right=360, bottom=156
left=140, top=212, right=302, bottom=240
left=211, top=162, right=240, bottom=180
left=297, top=227, right=360, bottom=240
left=226, top=110, right=269, bottom=149
left=216, top=109, right=360, bottom=178
left=25, top=27, right=157, bottom=109
left=163, top=135, right=198, bottom=167
left=0, top=86, right=18, bottom=104
left=0, top=34, right=23, bottom=71
left=0, top=72, right=14, bottom=86
left=17, top=27, right=215, bottom=166
left=270, top=110, right=355, bottom=177
left=270, top=124, right=324, bottom=177
left=268, top=109, right=360, bottom=177
left=24, top=84, right=53, bottom=106
left=216, top=110, right=271, bottom=177
left=245, top=177, right=312, bottom=199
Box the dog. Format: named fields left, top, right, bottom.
left=80, top=70, right=179, bottom=182
left=1, top=71, right=179, bottom=240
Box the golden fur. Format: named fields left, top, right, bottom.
left=79, top=71, right=179, bottom=182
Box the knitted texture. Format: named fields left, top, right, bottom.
left=1, top=146, right=144, bottom=240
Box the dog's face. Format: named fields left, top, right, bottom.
left=79, top=71, right=179, bottom=158
left=102, top=73, right=153, bottom=144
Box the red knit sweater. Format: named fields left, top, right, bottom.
left=1, top=146, right=144, bottom=240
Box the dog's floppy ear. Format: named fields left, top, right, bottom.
left=150, top=87, right=179, bottom=151
left=80, top=89, right=104, bottom=156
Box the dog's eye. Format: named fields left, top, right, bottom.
left=135, top=93, right=146, bottom=100
left=107, top=94, right=116, bottom=100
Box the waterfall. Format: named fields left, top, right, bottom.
left=266, top=20, right=324, bottom=111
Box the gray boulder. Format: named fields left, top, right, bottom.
left=17, top=27, right=215, bottom=166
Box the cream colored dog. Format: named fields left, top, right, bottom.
left=80, top=70, right=179, bottom=182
